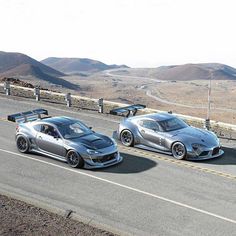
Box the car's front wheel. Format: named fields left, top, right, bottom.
left=66, top=150, right=84, bottom=168
left=171, top=142, right=187, bottom=160
left=16, top=135, right=29, bottom=153
left=120, top=129, right=134, bottom=147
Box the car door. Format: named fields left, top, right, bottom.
left=35, top=124, right=65, bottom=157
left=138, top=119, right=166, bottom=150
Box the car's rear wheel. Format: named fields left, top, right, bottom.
left=66, top=150, right=84, bottom=168
left=120, top=130, right=134, bottom=147
left=16, top=135, right=29, bottom=153
left=171, top=142, right=187, bottom=160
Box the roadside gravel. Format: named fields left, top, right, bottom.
left=0, top=194, right=117, bottom=236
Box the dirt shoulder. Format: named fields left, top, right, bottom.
left=0, top=194, right=117, bottom=236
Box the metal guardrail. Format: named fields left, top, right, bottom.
left=0, top=83, right=236, bottom=134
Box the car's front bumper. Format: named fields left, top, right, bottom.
left=186, top=146, right=224, bottom=160
left=82, top=144, right=123, bottom=169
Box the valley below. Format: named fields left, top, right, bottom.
left=58, top=69, right=236, bottom=125
left=1, top=51, right=235, bottom=125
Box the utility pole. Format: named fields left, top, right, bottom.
left=207, top=71, right=212, bottom=120
left=205, top=70, right=212, bottom=130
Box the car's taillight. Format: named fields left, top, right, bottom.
left=16, top=125, right=19, bottom=132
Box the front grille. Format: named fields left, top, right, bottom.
left=93, top=152, right=118, bottom=163
left=212, top=147, right=220, bottom=156
left=199, top=151, right=209, bottom=156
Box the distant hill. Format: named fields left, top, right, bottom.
left=41, top=57, right=129, bottom=74
left=0, top=51, right=79, bottom=89
left=118, top=63, right=236, bottom=81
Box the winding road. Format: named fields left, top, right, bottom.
left=106, top=69, right=236, bottom=112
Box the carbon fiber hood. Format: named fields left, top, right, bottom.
left=70, top=133, right=113, bottom=149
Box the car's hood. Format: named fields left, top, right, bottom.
left=167, top=126, right=218, bottom=146
left=68, top=133, right=113, bottom=150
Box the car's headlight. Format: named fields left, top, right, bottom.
left=192, top=143, right=206, bottom=150
left=209, top=131, right=219, bottom=142
left=215, top=135, right=220, bottom=143
left=87, top=149, right=100, bottom=155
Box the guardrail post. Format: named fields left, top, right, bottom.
left=4, top=81, right=10, bottom=96
left=34, top=86, right=40, bottom=101
left=98, top=98, right=104, bottom=113
left=65, top=93, right=72, bottom=107
left=204, top=118, right=211, bottom=130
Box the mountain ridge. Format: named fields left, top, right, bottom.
left=41, top=57, right=129, bottom=74
left=117, top=63, right=236, bottom=81
left=0, top=51, right=79, bottom=89
left=1, top=51, right=236, bottom=86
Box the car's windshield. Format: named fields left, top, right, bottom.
left=158, top=118, right=188, bottom=132
left=57, top=120, right=93, bottom=139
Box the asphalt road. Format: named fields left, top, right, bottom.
left=0, top=95, right=236, bottom=236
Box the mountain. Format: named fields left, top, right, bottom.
left=41, top=57, right=129, bottom=74
left=120, top=63, right=236, bottom=81
left=0, top=51, right=79, bottom=89
left=0, top=51, right=64, bottom=77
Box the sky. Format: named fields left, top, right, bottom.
left=0, top=0, right=236, bottom=68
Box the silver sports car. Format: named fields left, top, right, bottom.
left=8, top=109, right=122, bottom=168
left=116, top=112, right=224, bottom=160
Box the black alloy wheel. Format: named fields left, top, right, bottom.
left=120, top=130, right=134, bottom=147
left=171, top=142, right=187, bottom=160
left=66, top=150, right=84, bottom=168
left=16, top=135, right=29, bottom=153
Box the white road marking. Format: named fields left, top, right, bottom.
left=0, top=147, right=236, bottom=225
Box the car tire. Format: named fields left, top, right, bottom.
left=171, top=142, right=187, bottom=160
left=16, top=135, right=29, bottom=153
left=120, top=129, right=134, bottom=147
left=66, top=150, right=84, bottom=168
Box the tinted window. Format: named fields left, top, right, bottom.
left=57, top=120, right=93, bottom=139
left=159, top=118, right=188, bottom=132
left=33, top=124, right=41, bottom=132
left=41, top=124, right=59, bottom=137
left=139, top=120, right=161, bottom=131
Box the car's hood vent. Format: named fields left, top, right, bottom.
left=74, top=133, right=113, bottom=149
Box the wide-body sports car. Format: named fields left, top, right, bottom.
left=9, top=109, right=122, bottom=168
left=116, top=112, right=224, bottom=160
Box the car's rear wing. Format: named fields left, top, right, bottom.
left=110, top=104, right=146, bottom=117
left=7, top=109, right=48, bottom=123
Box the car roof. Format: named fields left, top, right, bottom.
left=37, top=116, right=77, bottom=126
left=129, top=112, right=175, bottom=122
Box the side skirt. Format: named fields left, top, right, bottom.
left=134, top=144, right=172, bottom=156
left=31, top=148, right=67, bottom=162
